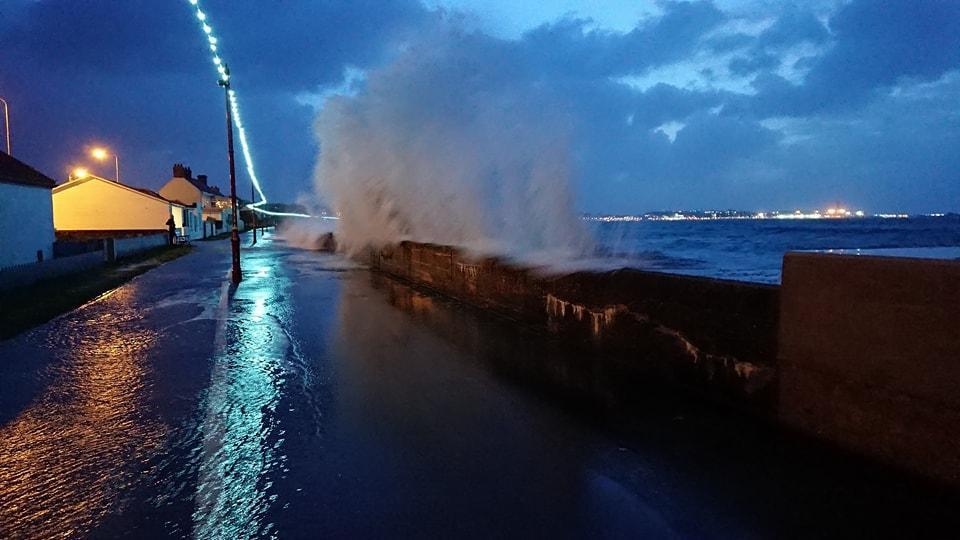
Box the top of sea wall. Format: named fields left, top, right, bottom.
left=370, top=241, right=780, bottom=412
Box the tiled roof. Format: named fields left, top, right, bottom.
left=132, top=186, right=167, bottom=201
left=187, top=178, right=224, bottom=196
left=166, top=199, right=196, bottom=207
left=0, top=152, right=57, bottom=189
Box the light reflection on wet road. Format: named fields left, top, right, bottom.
left=1, top=232, right=957, bottom=538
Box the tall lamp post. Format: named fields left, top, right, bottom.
left=90, top=146, right=120, bottom=183
left=0, top=97, right=10, bottom=155
left=219, top=64, right=242, bottom=284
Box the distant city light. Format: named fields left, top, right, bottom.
left=579, top=207, right=918, bottom=222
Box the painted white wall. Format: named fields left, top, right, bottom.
left=0, top=182, right=55, bottom=269
left=161, top=178, right=219, bottom=238
left=53, top=177, right=171, bottom=231
left=171, top=204, right=203, bottom=239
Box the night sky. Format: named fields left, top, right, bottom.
left=1, top=0, right=958, bottom=214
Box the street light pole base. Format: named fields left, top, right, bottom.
left=230, top=229, right=242, bottom=284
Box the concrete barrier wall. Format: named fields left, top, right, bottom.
left=114, top=234, right=166, bottom=259
left=370, top=241, right=780, bottom=411
left=1, top=234, right=168, bottom=291
left=0, top=252, right=104, bottom=291
left=369, top=242, right=960, bottom=486
left=778, top=252, right=960, bottom=484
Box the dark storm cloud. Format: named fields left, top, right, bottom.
left=753, top=5, right=829, bottom=50
left=0, top=0, right=426, bottom=198
left=2, top=0, right=958, bottom=213
left=0, top=0, right=426, bottom=88
left=203, top=0, right=428, bottom=92
left=751, top=0, right=960, bottom=115
left=0, top=1, right=203, bottom=76
left=725, top=5, right=828, bottom=77
left=521, top=0, right=724, bottom=79
left=544, top=0, right=960, bottom=213
left=728, top=53, right=779, bottom=77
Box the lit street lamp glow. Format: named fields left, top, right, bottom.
left=71, top=167, right=89, bottom=180
left=89, top=146, right=120, bottom=183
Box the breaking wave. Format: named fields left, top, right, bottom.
left=310, top=21, right=592, bottom=262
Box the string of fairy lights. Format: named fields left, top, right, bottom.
left=186, top=0, right=312, bottom=218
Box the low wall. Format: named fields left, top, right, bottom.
left=114, top=233, right=166, bottom=259
left=53, top=238, right=103, bottom=258
left=369, top=242, right=780, bottom=412
left=0, top=252, right=104, bottom=291
left=1, top=233, right=169, bottom=291
left=368, top=241, right=960, bottom=486
left=779, top=252, right=960, bottom=485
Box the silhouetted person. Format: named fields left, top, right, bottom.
left=166, top=216, right=176, bottom=245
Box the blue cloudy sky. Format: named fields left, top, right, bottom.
left=1, top=0, right=958, bottom=213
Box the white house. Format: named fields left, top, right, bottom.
left=169, top=201, right=203, bottom=240
left=0, top=153, right=56, bottom=269
left=159, top=164, right=243, bottom=237
left=53, top=174, right=174, bottom=234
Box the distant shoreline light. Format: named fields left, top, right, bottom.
left=580, top=209, right=936, bottom=222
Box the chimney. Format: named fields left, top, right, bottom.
left=197, top=174, right=208, bottom=187
left=173, top=163, right=188, bottom=178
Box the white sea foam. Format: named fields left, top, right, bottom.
left=309, top=22, right=592, bottom=262
left=277, top=218, right=337, bottom=251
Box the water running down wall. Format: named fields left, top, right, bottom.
left=366, top=241, right=960, bottom=487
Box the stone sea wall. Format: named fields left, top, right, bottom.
left=365, top=241, right=960, bottom=486
left=368, top=241, right=780, bottom=413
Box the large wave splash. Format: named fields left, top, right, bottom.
left=311, top=23, right=592, bottom=261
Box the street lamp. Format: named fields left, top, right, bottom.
left=0, top=97, right=10, bottom=155
left=90, top=146, right=120, bottom=183
left=71, top=167, right=89, bottom=180
left=218, top=64, right=242, bottom=284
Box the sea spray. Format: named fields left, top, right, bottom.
left=277, top=218, right=337, bottom=251
left=310, top=23, right=592, bottom=261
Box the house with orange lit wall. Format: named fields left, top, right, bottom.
left=52, top=174, right=174, bottom=234
left=159, top=163, right=243, bottom=237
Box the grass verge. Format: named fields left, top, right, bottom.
left=0, top=244, right=193, bottom=341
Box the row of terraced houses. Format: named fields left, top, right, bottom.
left=0, top=153, right=242, bottom=271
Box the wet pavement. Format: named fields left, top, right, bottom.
left=1, top=232, right=957, bottom=539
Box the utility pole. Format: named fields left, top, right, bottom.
left=251, top=183, right=257, bottom=244
left=219, top=65, right=242, bottom=284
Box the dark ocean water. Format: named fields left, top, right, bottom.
left=590, top=216, right=960, bottom=284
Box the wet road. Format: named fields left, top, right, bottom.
left=1, top=232, right=957, bottom=538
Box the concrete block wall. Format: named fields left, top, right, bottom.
left=370, top=241, right=780, bottom=411
left=369, top=242, right=960, bottom=486
left=0, top=252, right=105, bottom=291
left=1, top=233, right=170, bottom=291
left=114, top=234, right=167, bottom=259
left=778, top=252, right=960, bottom=485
